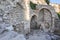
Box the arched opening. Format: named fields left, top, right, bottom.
left=38, top=8, right=52, bottom=30
left=30, top=15, right=39, bottom=30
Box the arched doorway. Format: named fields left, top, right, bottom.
left=30, top=15, right=39, bottom=29
left=38, top=8, right=52, bottom=30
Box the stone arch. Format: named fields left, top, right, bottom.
left=38, top=8, right=52, bottom=32
left=36, top=5, right=58, bottom=18
left=36, top=5, right=58, bottom=32
left=39, top=8, right=52, bottom=27
left=30, top=15, right=39, bottom=29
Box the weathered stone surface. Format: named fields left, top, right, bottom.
left=0, top=0, right=59, bottom=36
left=26, top=30, right=51, bottom=40
left=0, top=31, right=26, bottom=40
left=0, top=23, right=14, bottom=34
left=14, top=23, right=24, bottom=33
left=26, top=29, right=60, bottom=40
left=30, top=5, right=58, bottom=33
left=0, top=9, right=4, bottom=15
left=5, top=25, right=14, bottom=31
left=27, top=35, right=51, bottom=40
left=11, top=34, right=26, bottom=40
left=0, top=17, right=3, bottom=22
left=54, top=19, right=60, bottom=35
left=24, top=21, right=30, bottom=34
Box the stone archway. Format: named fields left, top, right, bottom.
left=30, top=15, right=39, bottom=29
left=38, top=8, right=52, bottom=32
left=36, top=5, right=59, bottom=32
left=39, top=8, right=52, bottom=26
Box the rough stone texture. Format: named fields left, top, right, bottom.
left=26, top=30, right=60, bottom=40
left=0, top=22, right=14, bottom=32
left=30, top=5, right=58, bottom=33
left=14, top=23, right=24, bottom=34
left=8, top=6, right=24, bottom=25
left=0, top=31, right=26, bottom=40
left=0, top=0, right=59, bottom=34
left=23, top=21, right=30, bottom=34
left=0, top=0, right=60, bottom=40
left=0, top=0, right=26, bottom=33
left=54, top=19, right=60, bottom=35
left=27, top=35, right=51, bottom=40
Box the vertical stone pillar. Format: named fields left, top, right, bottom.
left=24, top=0, right=30, bottom=20
left=23, top=0, right=30, bottom=34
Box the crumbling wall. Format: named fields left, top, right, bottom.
left=30, top=5, right=58, bottom=33
left=0, top=0, right=31, bottom=34
left=0, top=0, right=25, bottom=33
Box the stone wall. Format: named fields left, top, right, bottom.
left=0, top=0, right=59, bottom=34
left=30, top=5, right=58, bottom=33
left=54, top=19, right=60, bottom=35
left=0, top=0, right=31, bottom=34
left=0, top=0, right=26, bottom=34
left=8, top=5, right=24, bottom=25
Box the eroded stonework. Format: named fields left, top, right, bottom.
left=30, top=5, right=58, bottom=33
left=0, top=0, right=59, bottom=34
left=0, top=0, right=60, bottom=40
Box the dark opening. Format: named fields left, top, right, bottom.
left=30, top=15, right=39, bottom=30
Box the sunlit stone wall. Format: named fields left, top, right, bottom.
left=23, top=0, right=30, bottom=21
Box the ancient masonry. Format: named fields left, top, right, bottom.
left=0, top=0, right=59, bottom=34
